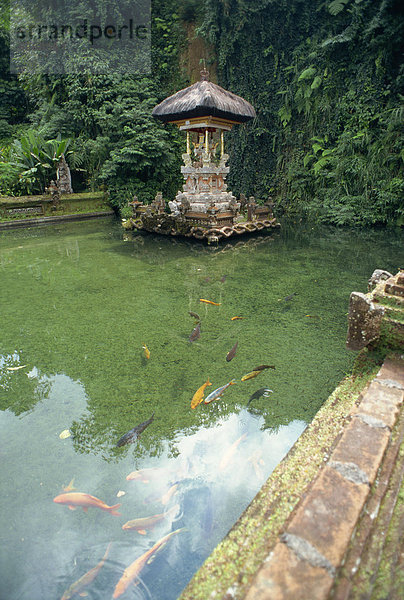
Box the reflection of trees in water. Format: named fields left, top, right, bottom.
left=0, top=353, right=52, bottom=415
left=122, top=231, right=278, bottom=264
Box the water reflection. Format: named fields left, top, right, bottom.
left=0, top=352, right=51, bottom=413
left=0, top=367, right=305, bottom=600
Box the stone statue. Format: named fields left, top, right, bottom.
left=219, top=153, right=229, bottom=168
left=182, top=153, right=192, bottom=167
left=179, top=198, right=191, bottom=214
left=47, top=180, right=61, bottom=208
left=56, top=154, right=73, bottom=194
left=247, top=196, right=256, bottom=221
left=168, top=199, right=181, bottom=216
left=239, top=193, right=247, bottom=213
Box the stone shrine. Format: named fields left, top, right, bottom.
left=152, top=67, right=255, bottom=215
left=122, top=67, right=279, bottom=243
left=56, top=154, right=73, bottom=194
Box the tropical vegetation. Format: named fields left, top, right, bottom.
left=0, top=0, right=402, bottom=225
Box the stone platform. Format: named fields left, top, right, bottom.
left=178, top=354, right=404, bottom=600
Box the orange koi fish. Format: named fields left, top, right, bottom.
left=60, top=542, right=112, bottom=600
left=122, top=504, right=179, bottom=534
left=191, top=378, right=212, bottom=409
left=142, top=344, right=150, bottom=359
left=53, top=492, right=121, bottom=516
left=161, top=483, right=179, bottom=506
left=112, top=529, right=185, bottom=598
left=219, top=433, right=247, bottom=471
left=248, top=449, right=265, bottom=480
left=231, top=316, right=244, bottom=320
left=241, top=370, right=261, bottom=382
left=204, top=380, right=236, bottom=404
left=126, top=467, right=162, bottom=483
left=62, top=478, right=76, bottom=492
left=199, top=298, right=221, bottom=306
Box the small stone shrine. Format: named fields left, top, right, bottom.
left=56, top=154, right=73, bottom=194
left=122, top=68, right=279, bottom=243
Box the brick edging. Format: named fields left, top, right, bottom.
left=244, top=356, right=404, bottom=600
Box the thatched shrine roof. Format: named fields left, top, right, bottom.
left=152, top=70, right=256, bottom=125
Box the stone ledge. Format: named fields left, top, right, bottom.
left=354, top=381, right=403, bottom=429
left=286, top=466, right=369, bottom=568
left=0, top=210, right=115, bottom=229
left=376, top=355, right=404, bottom=387
left=330, top=418, right=391, bottom=484
left=330, top=397, right=404, bottom=600
left=244, top=355, right=403, bottom=600
left=243, top=542, right=334, bottom=600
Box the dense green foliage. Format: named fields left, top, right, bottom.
left=0, top=0, right=187, bottom=206
left=0, top=132, right=72, bottom=194
left=199, top=0, right=403, bottom=225
left=0, top=0, right=402, bottom=225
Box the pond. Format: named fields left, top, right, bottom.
left=0, top=218, right=402, bottom=600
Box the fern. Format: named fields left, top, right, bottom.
left=328, top=0, right=351, bottom=17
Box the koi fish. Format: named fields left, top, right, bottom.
left=247, top=388, right=273, bottom=405
left=126, top=467, right=162, bottom=483
left=189, top=322, right=201, bottom=342
left=278, top=292, right=297, bottom=302
left=142, top=344, right=150, bottom=359
left=226, top=341, right=238, bottom=362
left=248, top=450, right=265, bottom=479
left=6, top=365, right=27, bottom=371
left=199, top=298, right=221, bottom=306
left=53, top=492, right=121, bottom=516
left=231, top=316, right=243, bottom=321
left=116, top=412, right=155, bottom=447
left=189, top=311, right=200, bottom=321
left=122, top=504, right=179, bottom=534
left=241, top=370, right=261, bottom=382
left=63, top=478, right=76, bottom=492
left=219, top=433, right=247, bottom=471
left=252, top=364, right=276, bottom=371
left=204, top=380, right=236, bottom=404
left=161, top=482, right=179, bottom=505
left=60, top=542, right=111, bottom=600
left=112, top=529, right=185, bottom=598
left=191, top=378, right=212, bottom=409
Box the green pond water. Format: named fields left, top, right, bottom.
left=0, top=218, right=403, bottom=600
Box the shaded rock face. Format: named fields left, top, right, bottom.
left=347, top=270, right=404, bottom=351
left=368, top=269, right=393, bottom=292
left=346, top=292, right=385, bottom=351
